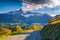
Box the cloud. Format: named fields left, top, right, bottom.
left=54, top=10, right=60, bottom=13
left=48, top=13, right=58, bottom=17
left=21, top=10, right=60, bottom=18
left=22, top=0, right=60, bottom=11
left=23, top=0, right=52, bottom=4
left=21, top=13, right=42, bottom=18
left=22, top=12, right=60, bottom=18
left=48, top=10, right=60, bottom=17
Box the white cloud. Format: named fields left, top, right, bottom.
left=21, top=11, right=60, bottom=18
left=21, top=13, right=42, bottom=18
left=22, top=0, right=60, bottom=11
left=48, top=11, right=60, bottom=17
left=54, top=10, right=60, bottom=13
left=21, top=14, right=34, bottom=18
left=48, top=13, right=58, bottom=17
left=22, top=3, right=43, bottom=11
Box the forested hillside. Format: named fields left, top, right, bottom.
left=41, top=16, right=60, bottom=40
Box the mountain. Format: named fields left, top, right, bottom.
left=0, top=9, right=29, bottom=29
left=0, top=10, right=23, bottom=23
left=0, top=9, right=52, bottom=26
left=41, top=17, right=60, bottom=40
left=55, top=15, right=60, bottom=20
left=47, top=15, right=60, bottom=24
left=22, top=11, right=51, bottom=25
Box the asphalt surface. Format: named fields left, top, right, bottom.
left=4, top=30, right=42, bottom=40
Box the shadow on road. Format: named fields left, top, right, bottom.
left=25, top=30, right=42, bottom=40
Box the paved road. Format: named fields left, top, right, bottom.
left=25, top=30, right=42, bottom=40
left=4, top=30, right=42, bottom=40
left=4, top=34, right=30, bottom=40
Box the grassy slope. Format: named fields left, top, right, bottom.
left=0, top=35, right=10, bottom=40
left=41, top=20, right=60, bottom=40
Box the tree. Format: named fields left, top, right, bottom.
left=31, top=24, right=43, bottom=30
left=12, top=25, right=23, bottom=32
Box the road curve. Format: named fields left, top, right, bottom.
left=4, top=30, right=42, bottom=40
left=25, top=30, right=42, bottom=40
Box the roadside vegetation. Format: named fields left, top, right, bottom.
left=0, top=24, right=43, bottom=40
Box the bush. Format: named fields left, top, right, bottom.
left=12, top=25, right=23, bottom=33
left=0, top=28, right=11, bottom=35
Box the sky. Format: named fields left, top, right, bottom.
left=0, top=0, right=60, bottom=17
left=22, top=0, right=60, bottom=17
left=0, top=0, right=22, bottom=13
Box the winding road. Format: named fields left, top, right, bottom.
left=4, top=30, right=42, bottom=40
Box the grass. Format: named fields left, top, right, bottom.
left=10, top=31, right=25, bottom=35
left=0, top=31, right=25, bottom=40
left=0, top=34, right=10, bottom=40
left=10, top=32, right=21, bottom=35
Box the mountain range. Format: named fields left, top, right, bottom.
left=0, top=9, right=59, bottom=26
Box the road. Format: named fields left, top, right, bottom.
left=4, top=34, right=30, bottom=40
left=4, top=30, right=42, bottom=40
left=25, top=30, right=42, bottom=40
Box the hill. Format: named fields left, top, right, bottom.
left=41, top=16, right=60, bottom=40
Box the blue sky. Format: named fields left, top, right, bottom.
left=0, top=0, right=22, bottom=13
left=0, top=0, right=60, bottom=17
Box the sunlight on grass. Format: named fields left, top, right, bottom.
left=51, top=20, right=60, bottom=24
left=0, top=34, right=10, bottom=40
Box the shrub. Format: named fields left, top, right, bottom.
left=0, top=28, right=11, bottom=35
left=12, top=25, right=23, bottom=33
